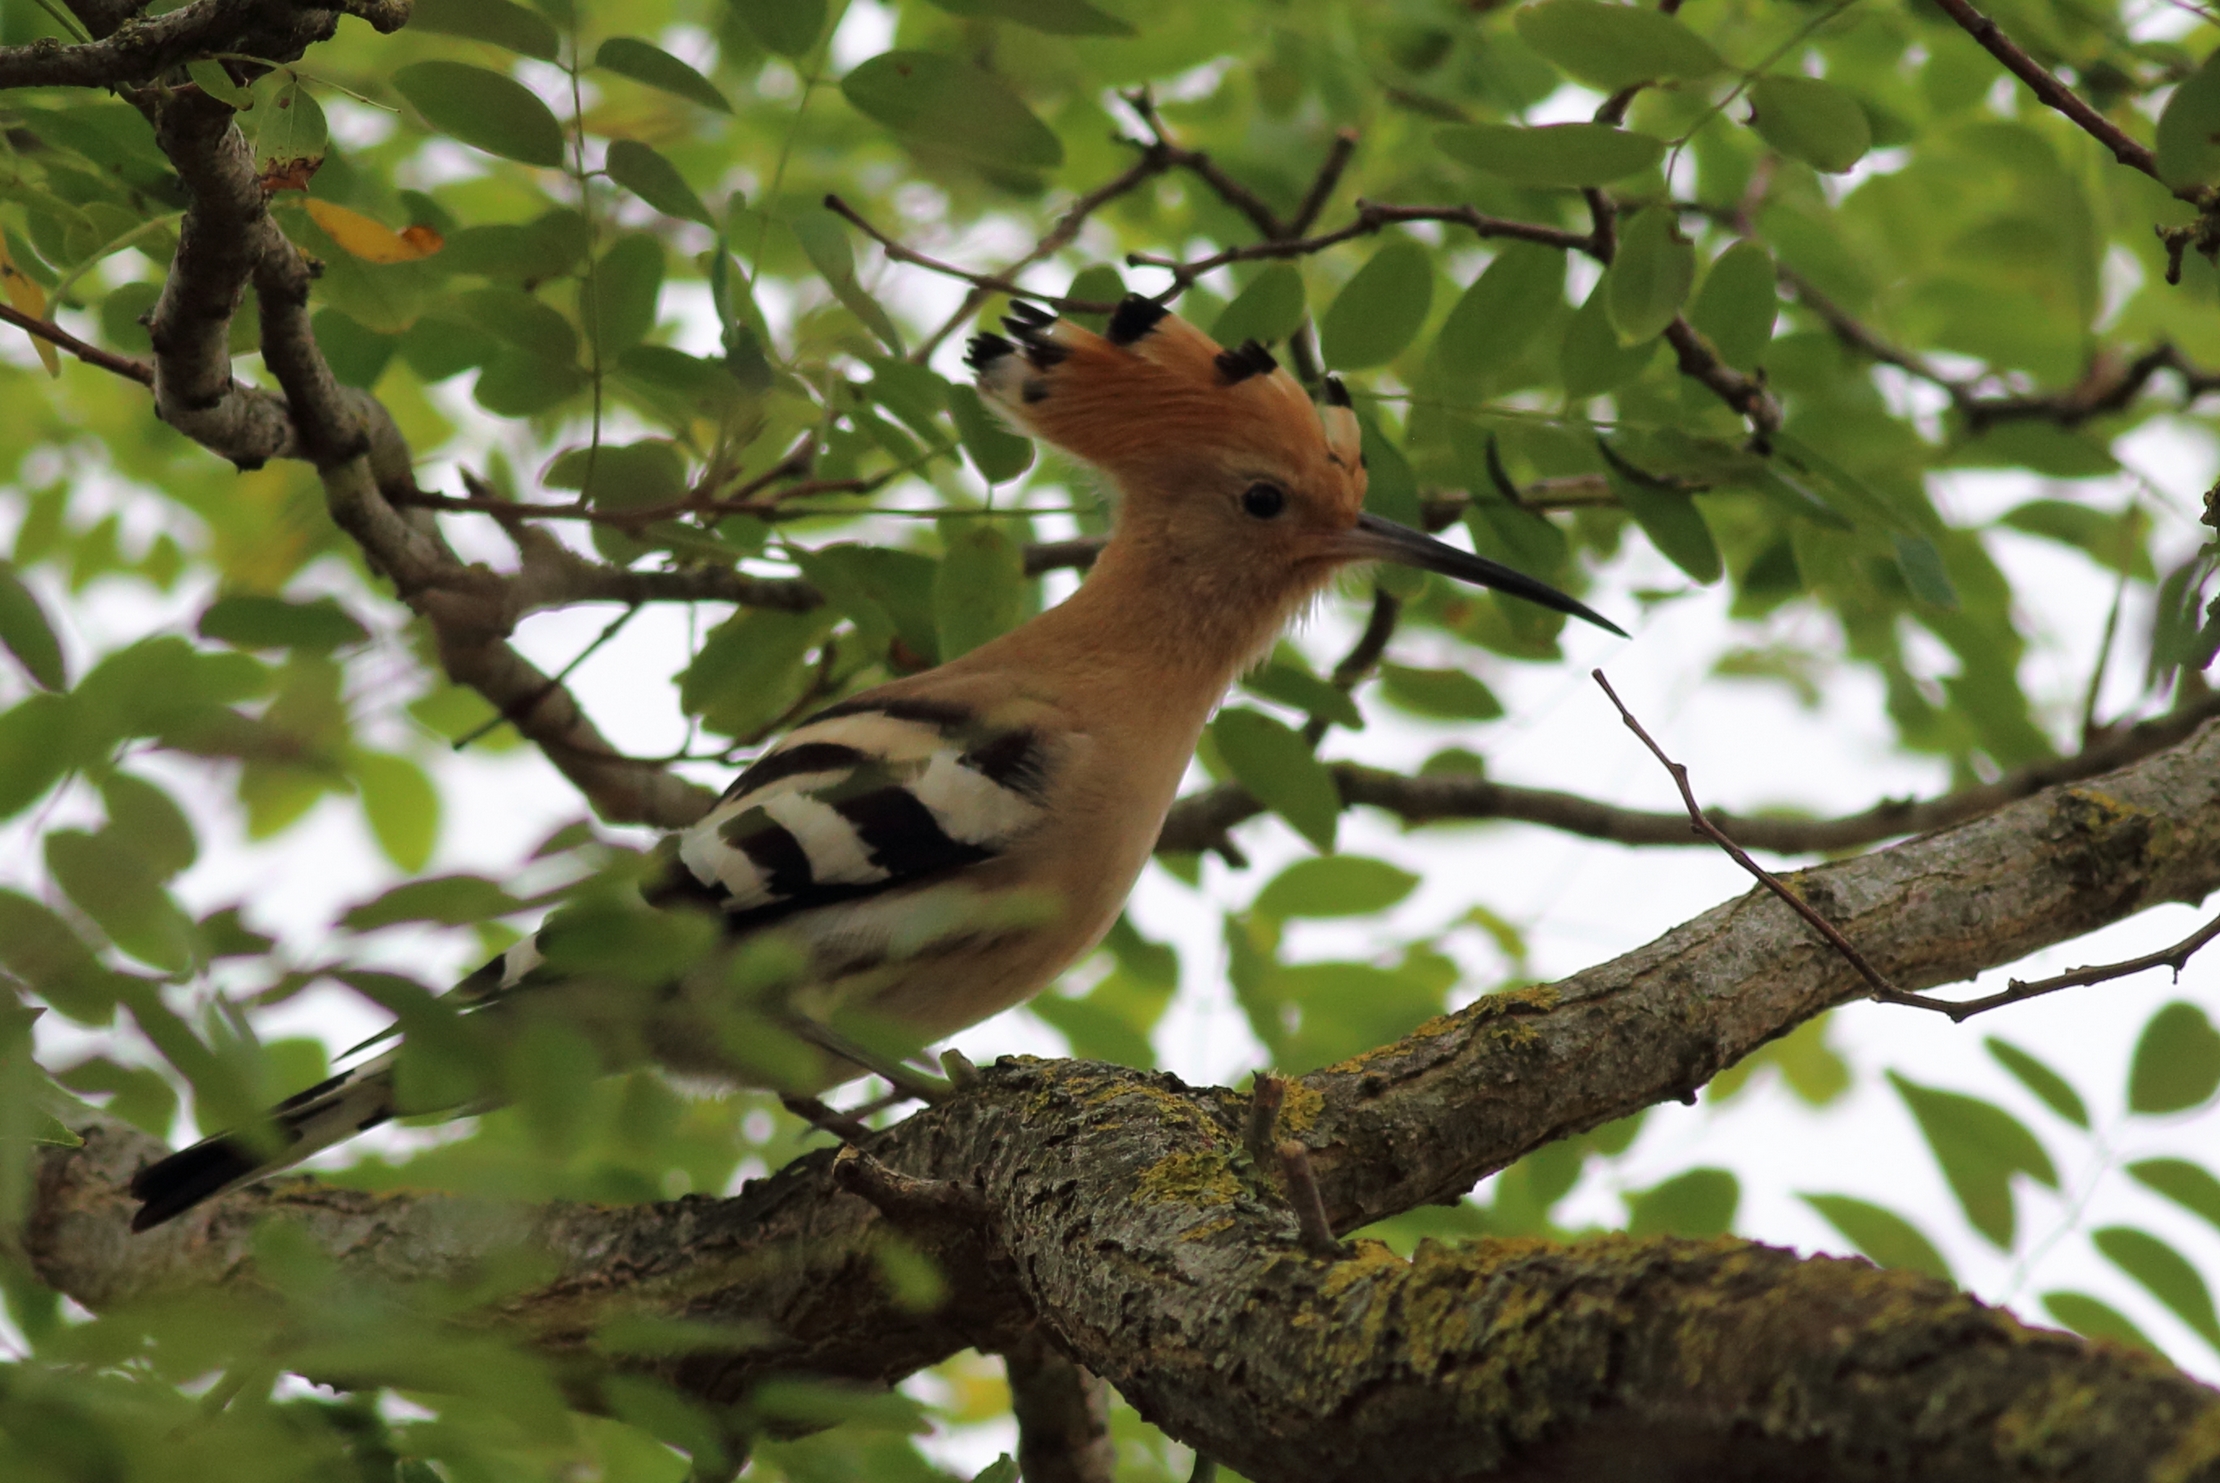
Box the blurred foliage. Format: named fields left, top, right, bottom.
left=1, top=0, right=2219, bottom=1474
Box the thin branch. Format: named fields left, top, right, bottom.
left=1925, top=0, right=2192, bottom=200
left=1590, top=669, right=1918, bottom=1006
left=1919, top=905, right=2220, bottom=1021
left=1276, top=1142, right=1345, bottom=1258
left=1120, top=88, right=1284, bottom=241
left=913, top=148, right=1177, bottom=359
left=1154, top=688, right=2220, bottom=858
left=0, top=302, right=153, bottom=384
left=1664, top=316, right=1783, bottom=439
left=824, top=195, right=1118, bottom=315
left=1287, top=128, right=1361, bottom=238
left=1127, top=199, right=1597, bottom=290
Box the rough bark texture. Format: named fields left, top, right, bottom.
left=24, top=720, right=2220, bottom=1481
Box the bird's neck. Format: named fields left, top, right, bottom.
left=986, top=523, right=1318, bottom=728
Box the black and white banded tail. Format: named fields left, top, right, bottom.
left=127, top=1051, right=400, bottom=1232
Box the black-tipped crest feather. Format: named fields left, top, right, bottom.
left=1105, top=294, right=1168, bottom=346
left=1214, top=339, right=1278, bottom=384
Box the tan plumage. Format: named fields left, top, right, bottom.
left=126, top=296, right=1622, bottom=1231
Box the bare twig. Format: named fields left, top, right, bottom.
left=1244, top=1073, right=1286, bottom=1175
left=1288, top=129, right=1361, bottom=238
left=1664, top=317, right=1783, bottom=439
left=829, top=1146, right=991, bottom=1225
left=0, top=303, right=153, bottom=384
left=913, top=149, right=1177, bottom=359
left=1591, top=669, right=1919, bottom=1005
left=1127, top=199, right=1597, bottom=290
left=1917, top=906, right=2220, bottom=1021
left=1276, top=1141, right=1344, bottom=1258
left=782, top=1094, right=875, bottom=1146
left=825, top=195, right=1119, bottom=315
left=1925, top=0, right=2191, bottom=199
left=1156, top=689, right=2220, bottom=857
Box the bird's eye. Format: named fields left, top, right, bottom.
left=1241, top=482, right=1287, bottom=520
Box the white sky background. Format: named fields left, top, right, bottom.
left=8, top=2, right=2220, bottom=1468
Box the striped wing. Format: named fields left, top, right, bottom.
left=651, top=694, right=1057, bottom=930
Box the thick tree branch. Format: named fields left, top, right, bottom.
left=1155, top=688, right=2220, bottom=857
left=25, top=719, right=2220, bottom=1479
left=0, top=0, right=407, bottom=90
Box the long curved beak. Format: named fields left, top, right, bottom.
left=1341, top=512, right=1628, bottom=637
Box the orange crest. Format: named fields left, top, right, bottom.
left=967, top=296, right=1365, bottom=522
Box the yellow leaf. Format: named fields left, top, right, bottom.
left=0, top=236, right=61, bottom=377
left=303, top=199, right=443, bottom=264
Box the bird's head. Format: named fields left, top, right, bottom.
left=967, top=294, right=1624, bottom=640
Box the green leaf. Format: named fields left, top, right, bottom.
left=1378, top=663, right=1504, bottom=721
left=341, top=874, right=523, bottom=931
left=1616, top=481, right=1721, bottom=584
left=54, top=1055, right=178, bottom=1136
left=586, top=234, right=665, bottom=359
left=1436, top=122, right=1663, bottom=187
left=46, top=829, right=195, bottom=973
left=927, top=0, right=1135, bottom=35
left=1688, top=241, right=1776, bottom=371
left=679, top=607, right=837, bottom=736
left=1432, top=244, right=1563, bottom=386
left=841, top=51, right=1064, bottom=172
left=1889, top=1072, right=2057, bottom=1248
left=186, top=58, right=254, bottom=109
left=2043, top=1290, right=2162, bottom=1354
left=1241, top=655, right=1364, bottom=729
left=1061, top=265, right=1126, bottom=334
left=1254, top=856, right=1418, bottom=920
left=0, top=693, right=72, bottom=821
left=1320, top=238, right=1432, bottom=370
left=1892, top=533, right=1959, bottom=609
left=935, top=523, right=1027, bottom=659
left=0, top=889, right=116, bottom=1024
left=604, top=140, right=714, bottom=227
left=1985, top=1037, right=2089, bottom=1128
left=1275, top=959, right=1447, bottom=1071
left=1625, top=1167, right=1738, bottom=1237
left=2001, top=500, right=2153, bottom=581
left=1211, top=264, right=1307, bottom=347
left=311, top=308, right=396, bottom=390
left=1801, top=1194, right=1954, bottom=1282
left=251, top=73, right=329, bottom=169
left=1210, top=707, right=1340, bottom=852
left=353, top=750, right=440, bottom=873
left=595, top=37, right=731, bottom=112
left=392, top=61, right=567, bottom=168
left=2157, top=50, right=2220, bottom=188
left=2094, top=1226, right=2220, bottom=1348
left=1514, top=0, right=1726, bottom=91
left=2129, top=1001, right=2220, bottom=1114
left=947, top=384, right=1033, bottom=483
left=794, top=208, right=905, bottom=355
left=1561, top=278, right=1659, bottom=396
left=198, top=593, right=368, bottom=652
left=0, top=563, right=65, bottom=689
left=732, top=0, right=827, bottom=55
left=1605, top=208, right=1694, bottom=346
left=1356, top=410, right=1423, bottom=528
left=1749, top=75, right=1872, bottom=174
left=100, top=771, right=195, bottom=879
left=2128, top=1159, right=2220, bottom=1235
left=405, top=0, right=560, bottom=58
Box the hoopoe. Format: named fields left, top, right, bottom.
left=127, top=295, right=1623, bottom=1231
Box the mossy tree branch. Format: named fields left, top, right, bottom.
left=23, top=719, right=2220, bottom=1480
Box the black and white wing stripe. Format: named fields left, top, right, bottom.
left=648, top=695, right=1058, bottom=930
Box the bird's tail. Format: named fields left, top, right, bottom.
left=127, top=1049, right=400, bottom=1232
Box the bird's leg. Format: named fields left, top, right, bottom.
left=783, top=1016, right=954, bottom=1105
